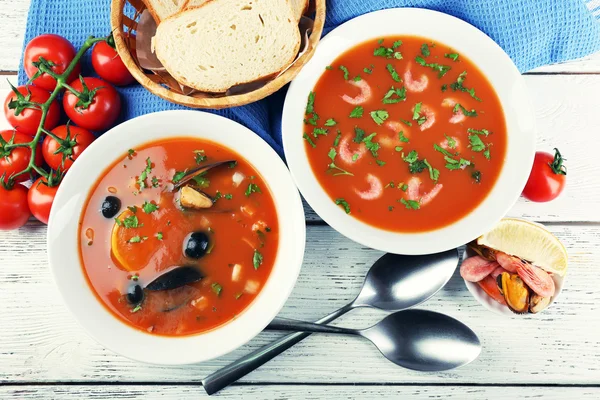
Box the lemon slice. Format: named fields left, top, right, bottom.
left=477, top=218, right=568, bottom=276
left=111, top=209, right=154, bottom=272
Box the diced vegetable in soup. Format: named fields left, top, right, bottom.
left=304, top=36, right=507, bottom=232
left=79, top=138, right=278, bottom=336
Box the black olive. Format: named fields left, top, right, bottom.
left=183, top=231, right=210, bottom=259
left=101, top=196, right=121, bottom=219
left=127, top=284, right=144, bottom=305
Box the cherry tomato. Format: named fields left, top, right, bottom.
left=63, top=77, right=121, bottom=131
left=0, top=130, right=43, bottom=183
left=42, top=125, right=95, bottom=171
left=0, top=184, right=31, bottom=230
left=4, top=85, right=61, bottom=136
left=28, top=176, right=60, bottom=225
left=522, top=148, right=567, bottom=202
left=91, top=39, right=135, bottom=86
left=23, top=34, right=80, bottom=91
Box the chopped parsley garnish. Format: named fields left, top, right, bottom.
left=385, top=181, right=395, bottom=188
left=142, top=201, right=159, bottom=214
left=434, top=143, right=455, bottom=158
left=403, top=150, right=419, bottom=164
left=444, top=156, right=472, bottom=170
left=305, top=111, right=319, bottom=126
left=192, top=173, right=210, bottom=188
left=119, top=214, right=140, bottom=229
left=325, top=65, right=333, bottom=71
left=472, top=170, right=482, bottom=183
left=386, top=64, right=402, bottom=82
left=253, top=249, right=263, bottom=269
left=400, top=183, right=408, bottom=192
left=414, top=55, right=451, bottom=78
left=334, top=130, right=342, bottom=147
left=245, top=183, right=262, bottom=197
left=214, top=191, right=222, bottom=201
left=130, top=274, right=139, bottom=281
left=224, top=194, right=233, bottom=200
left=194, top=150, right=207, bottom=164
left=364, top=65, right=374, bottom=74
left=313, top=127, right=328, bottom=137
left=228, top=161, right=238, bottom=169
left=370, top=110, right=389, bottom=125
left=449, top=71, right=481, bottom=101
left=445, top=53, right=460, bottom=61
left=339, top=65, right=350, bottom=80
left=382, top=86, right=406, bottom=104
left=211, top=283, right=223, bottom=296
left=306, top=92, right=315, bottom=114
left=444, top=134, right=457, bottom=149
left=131, top=304, right=142, bottom=313
left=412, top=102, right=427, bottom=126
left=335, top=198, right=351, bottom=214
left=350, top=106, right=364, bottom=118
left=388, top=206, right=394, bottom=211
left=374, top=39, right=403, bottom=59
left=156, top=232, right=163, bottom=240
left=362, top=133, right=380, bottom=157
left=395, top=146, right=403, bottom=152
left=468, top=134, right=487, bottom=152
left=151, top=177, right=160, bottom=188
left=172, top=171, right=186, bottom=183
left=400, top=198, right=420, bottom=210
left=353, top=75, right=362, bottom=82
left=423, top=159, right=440, bottom=182
left=376, top=160, right=386, bottom=166
left=303, top=133, right=316, bottom=148
left=400, top=118, right=412, bottom=127
left=420, top=43, right=431, bottom=57
left=324, top=118, right=337, bottom=127
left=137, top=157, right=153, bottom=190
left=352, top=153, right=359, bottom=162
left=409, top=159, right=428, bottom=174
left=441, top=84, right=448, bottom=92
left=398, top=131, right=409, bottom=143
left=327, top=148, right=353, bottom=176
left=128, top=235, right=147, bottom=244
left=128, top=206, right=138, bottom=214
left=467, top=128, right=491, bottom=136
left=128, top=149, right=135, bottom=157
left=453, top=103, right=478, bottom=117
left=353, top=126, right=366, bottom=143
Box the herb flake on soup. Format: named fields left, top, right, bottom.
left=304, top=36, right=507, bottom=232
left=79, top=138, right=279, bottom=336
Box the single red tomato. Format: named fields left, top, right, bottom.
left=0, top=184, right=31, bottom=230
left=42, top=125, right=95, bottom=171
left=28, top=176, right=60, bottom=225
left=4, top=85, right=61, bottom=136
left=91, top=39, right=135, bottom=86
left=0, top=129, right=43, bottom=183
left=62, top=77, right=121, bottom=131
left=522, top=148, right=567, bottom=202
left=23, top=34, right=80, bottom=91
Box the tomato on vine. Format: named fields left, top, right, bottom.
left=91, top=35, right=135, bottom=86
left=522, top=148, right=567, bottom=203
left=63, top=77, right=121, bottom=131
left=3, top=85, right=61, bottom=136
left=0, top=184, right=31, bottom=230
left=28, top=174, right=62, bottom=225
left=42, top=124, right=96, bottom=171
left=23, top=34, right=81, bottom=91
left=0, top=129, right=43, bottom=183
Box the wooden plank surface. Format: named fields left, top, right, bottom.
left=2, top=385, right=600, bottom=399
left=1, top=224, right=598, bottom=384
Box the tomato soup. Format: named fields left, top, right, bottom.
left=79, top=138, right=279, bottom=336
left=303, top=36, right=507, bottom=232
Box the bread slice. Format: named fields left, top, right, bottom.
left=291, top=0, right=308, bottom=20
left=154, top=0, right=301, bottom=93
left=143, top=0, right=187, bottom=22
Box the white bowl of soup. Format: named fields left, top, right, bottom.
left=282, top=8, right=536, bottom=255
left=47, top=110, right=306, bottom=365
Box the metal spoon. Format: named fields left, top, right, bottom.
left=202, top=249, right=459, bottom=395
left=267, top=309, right=481, bottom=371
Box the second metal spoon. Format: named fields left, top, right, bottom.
left=202, top=249, right=460, bottom=395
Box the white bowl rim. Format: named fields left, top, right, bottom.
left=282, top=8, right=536, bottom=255
left=47, top=110, right=306, bottom=365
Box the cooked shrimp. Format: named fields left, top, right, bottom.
left=460, top=256, right=499, bottom=282
left=404, top=66, right=429, bottom=93
left=412, top=104, right=436, bottom=131
left=341, top=79, right=372, bottom=105
left=490, top=266, right=507, bottom=280
left=354, top=174, right=383, bottom=200
left=378, top=121, right=410, bottom=149
left=495, top=252, right=520, bottom=273
left=478, top=275, right=507, bottom=305
left=406, top=176, right=443, bottom=206
left=516, top=262, right=556, bottom=298
left=338, top=135, right=366, bottom=164
left=442, top=98, right=466, bottom=124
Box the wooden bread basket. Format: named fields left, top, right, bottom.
left=110, top=0, right=326, bottom=109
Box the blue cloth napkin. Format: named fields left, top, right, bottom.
left=19, top=0, right=600, bottom=157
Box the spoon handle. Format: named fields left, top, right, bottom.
left=201, top=303, right=353, bottom=395
left=267, top=317, right=356, bottom=335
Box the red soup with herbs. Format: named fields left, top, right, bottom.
left=304, top=36, right=507, bottom=232
left=79, top=138, right=279, bottom=336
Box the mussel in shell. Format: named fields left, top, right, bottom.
left=146, top=266, right=203, bottom=291
left=496, top=272, right=530, bottom=314
left=467, top=240, right=497, bottom=261
left=179, top=186, right=214, bottom=210
left=530, top=294, right=552, bottom=314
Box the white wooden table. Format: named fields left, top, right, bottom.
left=1, top=1, right=600, bottom=399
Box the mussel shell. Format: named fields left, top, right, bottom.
left=529, top=294, right=552, bottom=314
left=146, top=266, right=203, bottom=291
left=497, top=272, right=530, bottom=314
left=467, top=241, right=497, bottom=261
